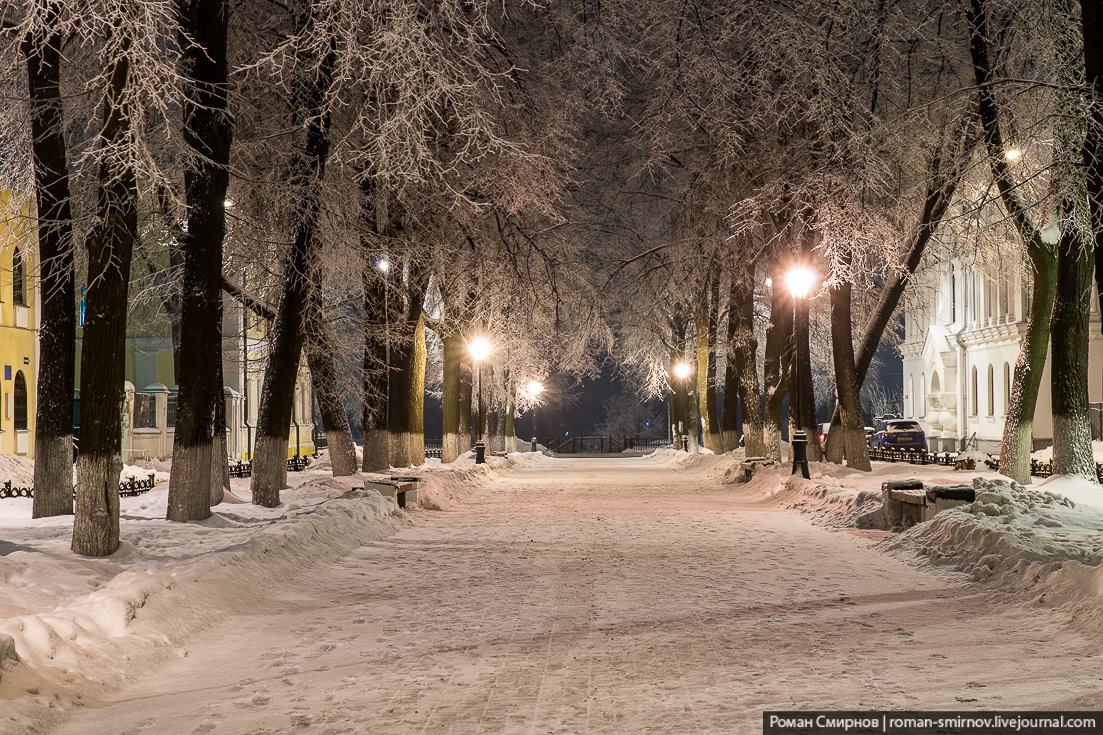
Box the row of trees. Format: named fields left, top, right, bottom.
left=3, top=0, right=1102, bottom=558
left=602, top=0, right=1103, bottom=488
left=2, top=0, right=610, bottom=557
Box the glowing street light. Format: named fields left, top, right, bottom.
left=787, top=266, right=816, bottom=480
left=377, top=259, right=390, bottom=272
left=1005, top=148, right=1022, bottom=161
left=527, top=380, right=544, bottom=452
left=673, top=362, right=691, bottom=380
left=785, top=267, right=816, bottom=300
left=469, top=337, right=491, bottom=362
left=470, top=337, right=492, bottom=463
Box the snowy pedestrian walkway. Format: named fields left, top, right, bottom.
left=50, top=456, right=1103, bottom=734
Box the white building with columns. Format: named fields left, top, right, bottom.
left=901, top=258, right=1103, bottom=454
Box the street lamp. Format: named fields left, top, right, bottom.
left=378, top=258, right=390, bottom=436
left=673, top=361, right=691, bottom=451
left=470, top=337, right=492, bottom=464
left=786, top=267, right=815, bottom=480
left=527, top=380, right=544, bottom=452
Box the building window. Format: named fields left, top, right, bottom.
left=13, top=371, right=27, bottom=431
left=971, top=366, right=978, bottom=416
left=987, top=364, right=995, bottom=416
left=12, top=248, right=25, bottom=307
left=1004, top=362, right=1012, bottom=413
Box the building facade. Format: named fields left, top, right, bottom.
left=902, top=258, right=1103, bottom=453
left=0, top=190, right=38, bottom=458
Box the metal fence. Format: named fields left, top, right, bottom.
left=866, top=446, right=1103, bottom=483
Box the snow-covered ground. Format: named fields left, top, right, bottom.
left=3, top=449, right=1103, bottom=733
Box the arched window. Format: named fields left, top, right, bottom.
left=931, top=372, right=941, bottom=395
left=971, top=366, right=978, bottom=416
left=920, top=373, right=926, bottom=418
left=13, top=371, right=27, bottom=431
left=987, top=364, right=995, bottom=416
left=1004, top=362, right=1012, bottom=413
left=12, top=248, right=25, bottom=307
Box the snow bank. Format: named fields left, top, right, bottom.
left=0, top=469, right=422, bottom=728
left=0, top=446, right=532, bottom=726
left=0, top=455, right=34, bottom=486
left=887, top=473, right=1103, bottom=630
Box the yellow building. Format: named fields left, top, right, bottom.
left=0, top=190, right=38, bottom=458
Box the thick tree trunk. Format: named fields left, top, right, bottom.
left=211, top=359, right=230, bottom=505
left=441, top=330, right=472, bottom=462
left=829, top=260, right=871, bottom=471
left=168, top=0, right=232, bottom=521
left=362, top=270, right=389, bottom=472
left=763, top=269, right=792, bottom=463
left=388, top=267, right=427, bottom=468
left=731, top=270, right=765, bottom=456
left=505, top=379, right=517, bottom=453
left=73, top=36, right=136, bottom=557
left=252, top=14, right=334, bottom=506
left=305, top=331, right=357, bottom=477
left=489, top=403, right=503, bottom=452
left=695, top=292, right=720, bottom=452
left=304, top=259, right=355, bottom=476
left=24, top=11, right=76, bottom=519
left=722, top=299, right=740, bottom=454
left=1050, top=235, right=1095, bottom=478
left=998, top=254, right=1057, bottom=482
left=794, top=305, right=820, bottom=462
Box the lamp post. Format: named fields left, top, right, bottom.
left=470, top=337, right=491, bottom=463
left=786, top=267, right=815, bottom=480
left=673, top=361, right=691, bottom=451
left=378, top=259, right=390, bottom=433
left=527, top=380, right=544, bottom=452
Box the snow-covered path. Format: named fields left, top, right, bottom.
left=50, top=457, right=1103, bottom=734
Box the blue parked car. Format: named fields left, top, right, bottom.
left=868, top=419, right=927, bottom=451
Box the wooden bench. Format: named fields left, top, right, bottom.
left=365, top=476, right=420, bottom=509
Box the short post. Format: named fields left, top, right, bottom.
left=531, top=436, right=537, bottom=452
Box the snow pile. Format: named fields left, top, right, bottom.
left=0, top=471, right=417, bottom=725
left=120, top=463, right=169, bottom=484
left=0, top=455, right=36, bottom=486
left=890, top=474, right=1103, bottom=629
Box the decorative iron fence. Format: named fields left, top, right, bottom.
left=0, top=474, right=157, bottom=501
